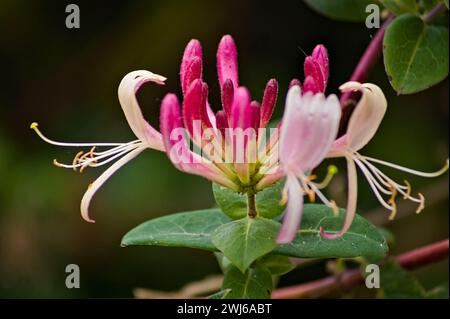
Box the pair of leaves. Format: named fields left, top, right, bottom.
left=212, top=182, right=285, bottom=219
left=122, top=205, right=388, bottom=271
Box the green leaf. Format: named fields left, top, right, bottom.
left=212, top=181, right=285, bottom=219
left=211, top=217, right=279, bottom=272
left=222, top=264, right=273, bottom=299
left=121, top=208, right=230, bottom=250
left=379, top=260, right=425, bottom=298
left=274, top=204, right=388, bottom=262
left=259, top=255, right=295, bottom=276
left=208, top=289, right=232, bottom=299
left=383, top=14, right=449, bottom=94
left=304, top=0, right=378, bottom=22
left=122, top=205, right=387, bottom=262
left=445, top=0, right=449, bottom=10
left=380, top=0, right=419, bottom=15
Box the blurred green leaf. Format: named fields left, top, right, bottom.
left=274, top=204, right=388, bottom=262
left=379, top=260, right=425, bottom=298
left=304, top=0, right=378, bottom=22
left=222, top=264, right=273, bottom=299
left=380, top=0, right=419, bottom=15
left=445, top=0, right=449, bottom=9
left=208, top=289, right=232, bottom=299
left=383, top=13, right=449, bottom=94
left=212, top=181, right=285, bottom=219
left=211, top=217, right=279, bottom=272
left=259, top=255, right=295, bottom=276
left=121, top=209, right=230, bottom=250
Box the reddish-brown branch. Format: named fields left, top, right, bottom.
left=272, top=239, right=449, bottom=299
left=339, top=15, right=394, bottom=132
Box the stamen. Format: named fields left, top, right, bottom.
left=30, top=122, right=125, bottom=147
left=403, top=180, right=411, bottom=199
left=72, top=151, right=84, bottom=171
left=280, top=188, right=288, bottom=206
left=314, top=165, right=338, bottom=189
left=387, top=184, right=397, bottom=220
left=416, top=193, right=425, bottom=214
left=330, top=200, right=339, bottom=217
left=363, top=156, right=449, bottom=178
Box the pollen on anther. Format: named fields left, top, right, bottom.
left=416, top=193, right=425, bottom=214
left=30, top=122, right=39, bottom=130
left=403, top=180, right=412, bottom=199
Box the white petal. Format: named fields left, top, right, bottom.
left=340, top=82, right=387, bottom=151
left=118, top=70, right=166, bottom=151
left=80, top=147, right=145, bottom=223
left=276, top=174, right=304, bottom=244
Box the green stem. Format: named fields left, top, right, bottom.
left=247, top=193, right=257, bottom=218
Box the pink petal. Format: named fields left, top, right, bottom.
left=260, top=79, right=278, bottom=128
left=280, top=87, right=341, bottom=172
left=289, top=78, right=302, bottom=89
left=221, top=78, right=234, bottom=118
left=182, top=79, right=212, bottom=139
left=277, top=174, right=304, bottom=244
left=217, top=35, right=238, bottom=88
left=180, top=39, right=202, bottom=94
left=302, top=76, right=320, bottom=94
left=250, top=101, right=261, bottom=132
left=160, top=93, right=237, bottom=190
left=312, top=44, right=329, bottom=86
left=321, top=156, right=357, bottom=239
left=304, top=58, right=324, bottom=93
left=230, top=87, right=251, bottom=129
left=181, top=57, right=202, bottom=95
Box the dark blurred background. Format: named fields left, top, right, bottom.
left=0, top=0, right=448, bottom=298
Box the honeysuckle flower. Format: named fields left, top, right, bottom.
left=160, top=35, right=281, bottom=193
left=31, top=70, right=167, bottom=222
left=275, top=85, right=342, bottom=244
left=321, top=81, right=449, bottom=240
left=32, top=35, right=283, bottom=222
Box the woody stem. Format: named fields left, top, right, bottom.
left=247, top=193, right=257, bottom=218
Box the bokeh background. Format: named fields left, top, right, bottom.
left=0, top=0, right=448, bottom=298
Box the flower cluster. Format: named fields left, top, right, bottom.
left=31, top=35, right=448, bottom=243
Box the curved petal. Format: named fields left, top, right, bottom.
left=180, top=39, right=202, bottom=94
left=81, top=146, right=145, bottom=223
left=217, top=35, right=238, bottom=88
left=260, top=79, right=279, bottom=128
left=280, top=87, right=341, bottom=172
left=277, top=174, right=304, bottom=244
left=160, top=93, right=237, bottom=190
left=340, top=82, right=387, bottom=151
left=118, top=70, right=166, bottom=151
left=321, top=156, right=358, bottom=239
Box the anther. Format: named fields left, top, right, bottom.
left=279, top=190, right=288, bottom=206
left=330, top=200, right=339, bottom=217
left=403, top=180, right=411, bottom=199
left=416, top=193, right=425, bottom=214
